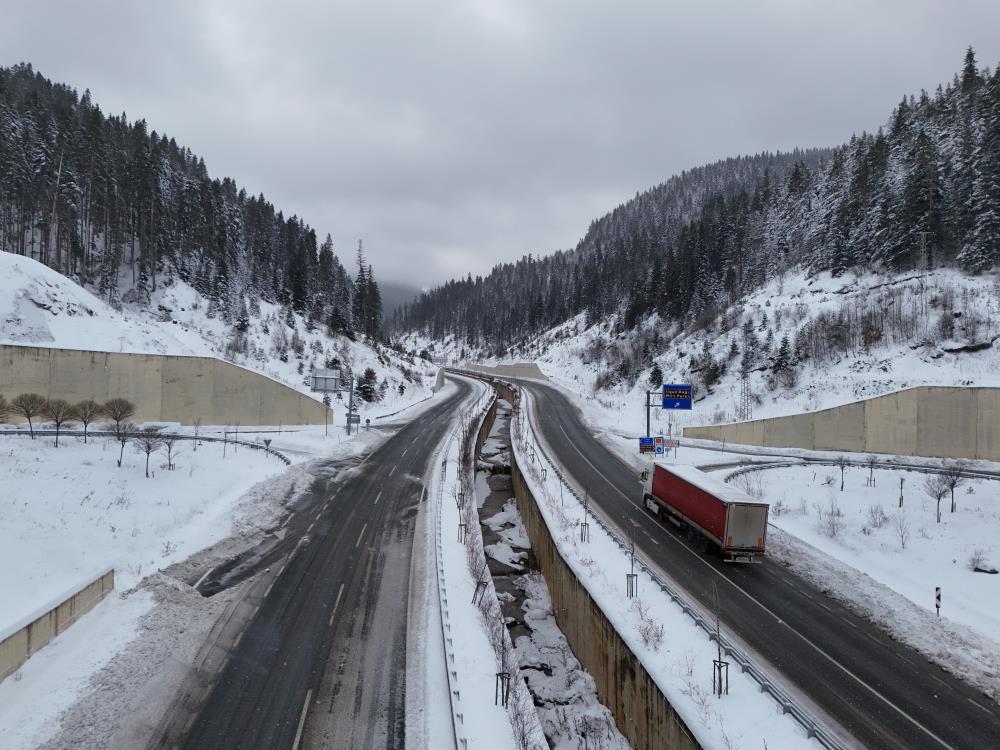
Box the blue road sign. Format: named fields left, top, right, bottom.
left=662, top=384, right=693, bottom=410
left=654, top=436, right=665, bottom=455
left=639, top=437, right=655, bottom=454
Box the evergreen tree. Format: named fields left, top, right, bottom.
left=648, top=363, right=663, bottom=389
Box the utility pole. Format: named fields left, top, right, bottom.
left=346, top=369, right=355, bottom=436
left=739, top=370, right=752, bottom=422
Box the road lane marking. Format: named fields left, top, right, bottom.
left=291, top=688, right=313, bottom=750
left=389, top=466, right=397, bottom=477
left=555, top=422, right=633, bottom=503
left=534, top=388, right=958, bottom=750
left=355, top=523, right=368, bottom=548
left=193, top=566, right=214, bottom=589
left=968, top=697, right=996, bottom=716
left=374, top=490, right=382, bottom=505
left=402, top=448, right=408, bottom=457
left=328, top=583, right=345, bottom=626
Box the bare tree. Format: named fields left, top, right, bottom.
left=162, top=434, right=181, bottom=470
left=0, top=394, right=9, bottom=423
left=11, top=393, right=47, bottom=439
left=104, top=398, right=136, bottom=439
left=44, top=398, right=75, bottom=447
left=866, top=455, right=878, bottom=487
left=923, top=474, right=950, bottom=523
left=133, top=428, right=164, bottom=478
left=942, top=461, right=967, bottom=513
left=115, top=422, right=136, bottom=468
left=833, top=456, right=849, bottom=491
left=892, top=511, right=911, bottom=549
left=70, top=399, right=104, bottom=443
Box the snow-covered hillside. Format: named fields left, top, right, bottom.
left=412, top=266, right=1000, bottom=435
left=0, top=251, right=438, bottom=423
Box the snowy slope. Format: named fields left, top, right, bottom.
left=0, top=251, right=438, bottom=424
left=407, top=266, right=1000, bottom=437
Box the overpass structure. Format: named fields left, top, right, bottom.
left=0, top=344, right=327, bottom=426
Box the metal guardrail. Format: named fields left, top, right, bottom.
left=509, top=385, right=847, bottom=750
left=0, top=428, right=292, bottom=465
left=432, top=430, right=465, bottom=750
left=429, top=381, right=497, bottom=750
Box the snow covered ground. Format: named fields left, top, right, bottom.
left=0, top=250, right=439, bottom=429
left=0, top=378, right=461, bottom=749
left=753, top=464, right=999, bottom=637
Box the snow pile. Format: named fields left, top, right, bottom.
left=0, top=251, right=439, bottom=428
left=514, top=572, right=629, bottom=750
left=0, top=434, right=296, bottom=636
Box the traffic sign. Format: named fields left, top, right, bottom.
left=348, top=414, right=361, bottom=424
left=935, top=586, right=941, bottom=616
left=654, top=436, right=665, bottom=455
left=662, top=384, right=693, bottom=410
left=639, top=437, right=655, bottom=454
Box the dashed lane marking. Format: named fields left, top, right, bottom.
left=291, top=688, right=313, bottom=750
left=355, top=523, right=368, bottom=548
left=328, top=583, right=346, bottom=626
left=374, top=490, right=382, bottom=506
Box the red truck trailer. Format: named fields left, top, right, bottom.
left=642, top=464, right=768, bottom=562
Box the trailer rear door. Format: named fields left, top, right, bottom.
left=725, top=503, right=768, bottom=551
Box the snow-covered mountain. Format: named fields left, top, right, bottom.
left=406, top=264, right=1000, bottom=431
left=0, top=251, right=437, bottom=413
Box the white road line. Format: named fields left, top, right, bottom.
left=968, top=697, right=997, bottom=717
left=389, top=466, right=397, bottom=477
left=545, top=406, right=957, bottom=750
left=282, top=511, right=296, bottom=527
left=328, top=583, right=346, bottom=626
left=355, top=523, right=368, bottom=548
left=193, top=566, right=214, bottom=589
left=374, top=490, right=383, bottom=505
left=291, top=688, right=313, bottom=750
left=402, top=448, right=408, bottom=457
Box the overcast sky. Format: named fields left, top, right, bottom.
left=5, top=1, right=1000, bottom=289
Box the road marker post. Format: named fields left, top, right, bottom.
left=935, top=587, right=941, bottom=617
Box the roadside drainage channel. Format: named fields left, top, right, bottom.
left=476, top=399, right=628, bottom=749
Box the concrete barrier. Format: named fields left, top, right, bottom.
left=461, top=361, right=548, bottom=380
left=0, top=568, right=115, bottom=682
left=0, top=344, right=327, bottom=426
left=684, top=386, right=1000, bottom=461
left=508, top=433, right=700, bottom=750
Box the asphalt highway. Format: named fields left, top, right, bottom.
left=173, top=377, right=473, bottom=750
left=520, top=379, right=1000, bottom=750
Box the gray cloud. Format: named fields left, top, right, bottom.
left=5, top=1, right=1000, bottom=287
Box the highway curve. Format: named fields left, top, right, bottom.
left=520, top=379, right=1000, bottom=750
left=169, top=376, right=474, bottom=750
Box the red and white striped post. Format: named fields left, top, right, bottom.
left=935, top=586, right=941, bottom=617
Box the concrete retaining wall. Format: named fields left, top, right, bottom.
left=684, top=386, right=1000, bottom=462
left=0, top=344, right=327, bottom=426
left=0, top=569, right=115, bottom=682
left=510, top=445, right=700, bottom=749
